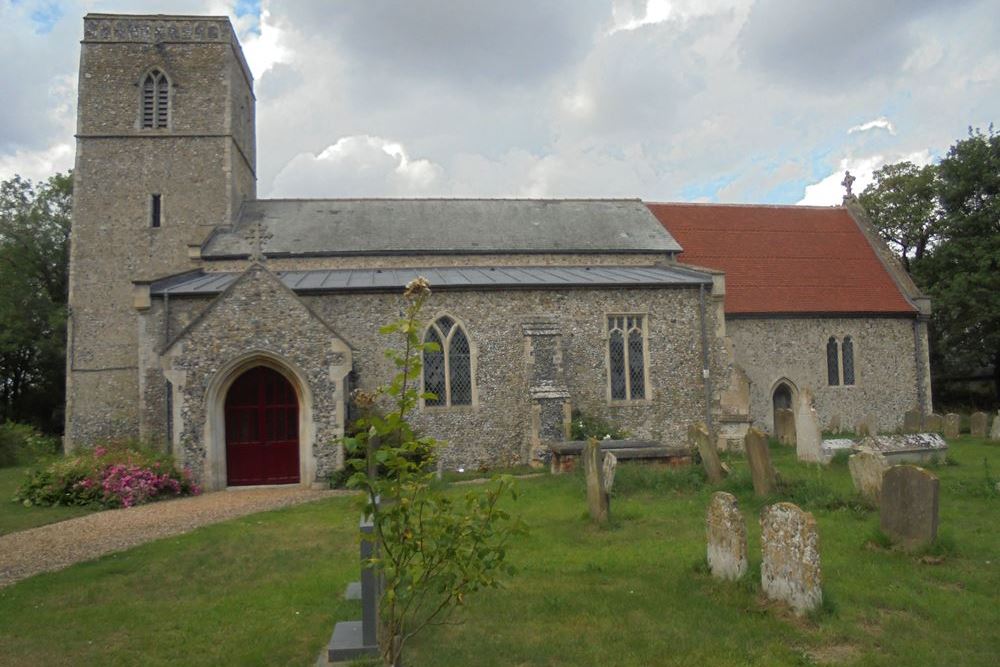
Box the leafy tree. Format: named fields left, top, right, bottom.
left=340, top=277, right=522, bottom=667
left=0, top=172, right=72, bottom=432
left=859, top=161, right=940, bottom=272
left=914, top=127, right=1000, bottom=398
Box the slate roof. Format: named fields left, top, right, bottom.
left=647, top=203, right=917, bottom=316
left=149, top=264, right=712, bottom=296
left=201, top=199, right=682, bottom=258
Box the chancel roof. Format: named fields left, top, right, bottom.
left=648, top=203, right=917, bottom=316
left=202, top=199, right=682, bottom=258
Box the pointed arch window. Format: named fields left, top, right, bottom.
left=423, top=316, right=473, bottom=407
left=842, top=336, right=855, bottom=386
left=141, top=69, right=170, bottom=129
left=826, top=337, right=840, bottom=386
left=608, top=315, right=648, bottom=401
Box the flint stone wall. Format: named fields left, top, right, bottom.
left=727, top=317, right=921, bottom=436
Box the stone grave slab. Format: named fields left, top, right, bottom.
left=858, top=433, right=947, bottom=465
left=760, top=502, right=822, bottom=615
left=880, top=465, right=939, bottom=549
left=690, top=421, right=724, bottom=484
left=970, top=411, right=988, bottom=438
left=820, top=438, right=856, bottom=463
left=706, top=492, right=748, bottom=581
left=744, top=428, right=777, bottom=496
left=848, top=448, right=889, bottom=505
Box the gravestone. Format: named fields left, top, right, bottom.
left=858, top=433, right=948, bottom=465
left=855, top=415, right=872, bottom=438
left=744, top=428, right=777, bottom=496
left=794, top=389, right=823, bottom=463
left=602, top=451, right=618, bottom=494
left=584, top=438, right=609, bottom=524
left=925, top=413, right=944, bottom=432
left=991, top=412, right=1000, bottom=441
left=880, top=465, right=939, bottom=549
left=690, top=421, right=724, bottom=484
left=903, top=409, right=922, bottom=434
left=327, top=516, right=380, bottom=664
left=848, top=448, right=889, bottom=505
left=706, top=492, right=748, bottom=581
left=970, top=411, right=988, bottom=438
left=827, top=413, right=842, bottom=435
left=774, top=408, right=796, bottom=446
left=943, top=413, right=961, bottom=440
left=760, top=502, right=822, bottom=615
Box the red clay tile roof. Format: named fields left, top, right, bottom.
left=646, top=203, right=917, bottom=316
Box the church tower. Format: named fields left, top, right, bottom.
left=65, top=14, right=256, bottom=447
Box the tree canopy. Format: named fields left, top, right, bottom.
left=0, top=172, right=72, bottom=432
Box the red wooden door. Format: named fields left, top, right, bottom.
left=225, top=366, right=300, bottom=486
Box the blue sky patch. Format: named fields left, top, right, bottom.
left=29, top=2, right=62, bottom=35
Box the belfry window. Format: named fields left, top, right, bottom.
left=423, top=316, right=473, bottom=407
left=141, top=69, right=170, bottom=129
left=608, top=315, right=648, bottom=401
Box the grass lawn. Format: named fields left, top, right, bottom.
left=0, top=467, right=95, bottom=536
left=1, top=439, right=998, bottom=666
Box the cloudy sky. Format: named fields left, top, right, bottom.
left=2, top=0, right=998, bottom=204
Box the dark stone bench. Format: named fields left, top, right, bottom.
left=548, top=439, right=691, bottom=473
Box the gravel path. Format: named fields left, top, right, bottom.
left=0, top=487, right=349, bottom=588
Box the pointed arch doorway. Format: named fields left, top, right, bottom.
left=224, top=366, right=300, bottom=486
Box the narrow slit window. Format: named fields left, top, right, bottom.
left=608, top=315, right=648, bottom=401
left=842, top=336, right=855, bottom=386
left=150, top=194, right=161, bottom=228
left=826, top=337, right=840, bottom=386
left=140, top=69, right=169, bottom=129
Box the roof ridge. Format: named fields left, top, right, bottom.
left=247, top=197, right=645, bottom=203
left=645, top=201, right=846, bottom=210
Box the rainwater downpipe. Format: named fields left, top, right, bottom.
left=698, top=284, right=714, bottom=434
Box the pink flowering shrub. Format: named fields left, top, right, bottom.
left=15, top=440, right=200, bottom=509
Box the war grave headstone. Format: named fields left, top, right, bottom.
left=944, top=413, right=961, bottom=440
left=706, top=492, right=748, bottom=581
left=903, top=409, right=922, bottom=434
left=760, top=502, right=822, bottom=615
left=970, top=411, right=988, bottom=438
left=858, top=433, right=947, bottom=465
left=794, top=389, right=823, bottom=463
left=744, top=428, right=777, bottom=496
left=690, top=421, right=725, bottom=484
left=880, top=465, right=939, bottom=550
left=848, top=448, right=889, bottom=505
left=775, top=408, right=796, bottom=446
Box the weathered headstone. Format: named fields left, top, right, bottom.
left=855, top=415, right=872, bottom=438
left=744, top=428, right=777, bottom=496
left=760, top=502, right=823, bottom=616
left=903, top=409, right=922, bottom=434
left=991, top=412, right=1000, bottom=441
left=826, top=413, right=842, bottom=435
left=943, top=413, right=961, bottom=440
left=706, top=492, right=748, bottom=581
left=848, top=448, right=889, bottom=505
left=775, top=408, right=796, bottom=446
left=794, top=389, right=823, bottom=463
left=584, top=438, right=609, bottom=524
left=880, top=465, right=939, bottom=549
left=925, top=413, right=944, bottom=433
left=690, top=421, right=725, bottom=484
left=970, top=411, right=988, bottom=438
left=602, top=451, right=618, bottom=494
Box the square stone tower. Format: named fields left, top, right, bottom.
left=65, top=14, right=256, bottom=448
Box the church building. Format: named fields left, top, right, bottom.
left=65, top=14, right=931, bottom=490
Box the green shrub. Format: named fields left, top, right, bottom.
left=14, top=440, right=199, bottom=509
left=0, top=422, right=60, bottom=467
left=569, top=410, right=630, bottom=441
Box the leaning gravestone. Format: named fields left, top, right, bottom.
left=690, top=421, right=725, bottom=484
left=744, top=428, right=777, bottom=496
left=970, top=411, right=988, bottom=438
left=775, top=408, right=796, bottom=446
left=760, top=502, right=822, bottom=616
left=880, top=465, right=939, bottom=549
left=943, top=413, right=961, bottom=440
left=794, top=389, right=823, bottom=463
left=991, top=412, right=1000, bottom=441
left=848, top=448, right=889, bottom=505
left=925, top=413, right=944, bottom=433
left=602, top=451, right=618, bottom=495
left=903, top=409, right=922, bottom=434
left=706, top=492, right=748, bottom=581
left=584, top=438, right=609, bottom=524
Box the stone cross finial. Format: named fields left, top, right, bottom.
left=245, top=221, right=272, bottom=262
left=841, top=170, right=856, bottom=198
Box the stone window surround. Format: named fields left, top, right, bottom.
left=604, top=310, right=652, bottom=405
left=419, top=312, right=479, bottom=411
left=137, top=66, right=172, bottom=131
left=825, top=334, right=859, bottom=388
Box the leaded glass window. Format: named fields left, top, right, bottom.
left=608, top=315, right=647, bottom=401
left=827, top=337, right=840, bottom=386
left=842, top=336, right=855, bottom=386
left=423, top=316, right=474, bottom=407
left=141, top=69, right=170, bottom=129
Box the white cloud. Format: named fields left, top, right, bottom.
left=797, top=150, right=932, bottom=206
left=848, top=117, right=897, bottom=135
left=0, top=143, right=74, bottom=183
